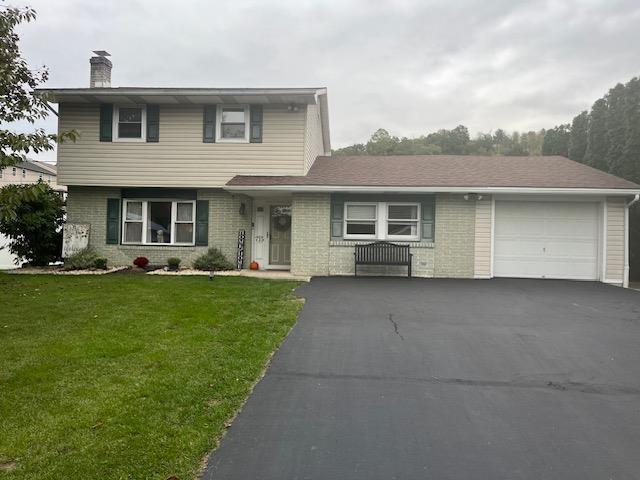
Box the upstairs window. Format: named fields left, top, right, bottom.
left=217, top=105, right=249, bottom=142
left=22, top=169, right=26, bottom=178
left=113, top=106, right=146, bottom=141
left=122, top=199, right=195, bottom=245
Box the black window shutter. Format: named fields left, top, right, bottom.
left=203, top=106, right=216, bottom=143
left=146, top=105, right=159, bottom=142
left=100, top=104, right=113, bottom=142
left=330, top=200, right=344, bottom=240
left=195, top=200, right=209, bottom=246
left=250, top=105, right=263, bottom=143
left=106, top=198, right=120, bottom=244
left=421, top=197, right=435, bottom=242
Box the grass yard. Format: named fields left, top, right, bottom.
left=0, top=273, right=302, bottom=480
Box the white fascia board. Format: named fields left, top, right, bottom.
left=224, top=185, right=640, bottom=196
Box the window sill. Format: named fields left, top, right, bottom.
left=118, top=244, right=198, bottom=249
left=113, top=138, right=146, bottom=143
left=330, top=240, right=434, bottom=248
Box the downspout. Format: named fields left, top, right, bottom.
left=624, top=194, right=639, bottom=288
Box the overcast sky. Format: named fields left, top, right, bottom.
left=12, top=0, right=640, bottom=162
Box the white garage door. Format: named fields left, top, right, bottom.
left=494, top=201, right=599, bottom=280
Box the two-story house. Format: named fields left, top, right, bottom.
left=40, top=53, right=640, bottom=286
left=40, top=52, right=329, bottom=271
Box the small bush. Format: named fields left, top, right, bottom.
left=167, top=257, right=181, bottom=270
left=64, top=248, right=100, bottom=270
left=192, top=248, right=234, bottom=271
left=94, top=258, right=108, bottom=270
left=133, top=256, right=149, bottom=268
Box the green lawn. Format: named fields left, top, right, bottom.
left=0, top=273, right=302, bottom=479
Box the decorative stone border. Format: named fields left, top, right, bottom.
left=6, top=266, right=128, bottom=275
left=147, top=268, right=310, bottom=281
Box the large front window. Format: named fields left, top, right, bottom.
left=217, top=105, right=249, bottom=142
left=122, top=200, right=195, bottom=245
left=344, top=202, right=420, bottom=241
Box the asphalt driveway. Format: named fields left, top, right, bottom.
left=203, top=277, right=640, bottom=480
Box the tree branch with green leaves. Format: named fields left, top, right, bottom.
left=0, top=4, right=76, bottom=168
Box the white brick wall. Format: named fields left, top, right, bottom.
left=434, top=194, right=476, bottom=278
left=290, top=193, right=330, bottom=275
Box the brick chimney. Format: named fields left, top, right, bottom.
left=90, top=50, right=112, bottom=88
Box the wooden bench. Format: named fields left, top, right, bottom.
left=354, top=241, right=413, bottom=277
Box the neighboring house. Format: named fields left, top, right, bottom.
left=38, top=52, right=640, bottom=286
left=0, top=160, right=65, bottom=192
left=0, top=160, right=66, bottom=269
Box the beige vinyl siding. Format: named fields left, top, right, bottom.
left=473, top=196, right=492, bottom=278
left=57, top=103, right=306, bottom=187
left=605, top=197, right=625, bottom=283
left=303, top=103, right=324, bottom=173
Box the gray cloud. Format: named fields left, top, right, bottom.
left=10, top=0, right=640, bottom=161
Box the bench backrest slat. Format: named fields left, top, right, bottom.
left=355, top=241, right=410, bottom=264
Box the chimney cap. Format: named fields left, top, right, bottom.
left=92, top=50, right=111, bottom=57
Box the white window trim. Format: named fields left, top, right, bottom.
left=386, top=202, right=420, bottom=241
left=216, top=104, right=250, bottom=143
left=113, top=105, right=147, bottom=142
left=343, top=202, right=378, bottom=240
left=121, top=199, right=196, bottom=246
left=343, top=201, right=421, bottom=241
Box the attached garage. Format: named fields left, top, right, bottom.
left=493, top=201, right=600, bottom=280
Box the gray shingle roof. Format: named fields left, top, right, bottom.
left=227, top=155, right=639, bottom=190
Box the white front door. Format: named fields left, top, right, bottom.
left=252, top=203, right=269, bottom=268
left=494, top=201, right=600, bottom=280
left=252, top=201, right=292, bottom=270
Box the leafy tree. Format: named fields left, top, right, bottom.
left=568, top=111, right=588, bottom=163
left=0, top=182, right=65, bottom=266
left=542, top=124, right=570, bottom=156
left=332, top=143, right=366, bottom=155
left=394, top=137, right=441, bottom=155
left=0, top=5, right=75, bottom=168
left=584, top=98, right=609, bottom=170
left=621, top=77, right=640, bottom=183
left=604, top=83, right=627, bottom=175
left=365, top=128, right=399, bottom=155
left=426, top=125, right=470, bottom=154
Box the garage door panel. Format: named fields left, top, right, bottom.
left=494, top=201, right=599, bottom=280
left=544, top=218, right=597, bottom=237
left=494, top=258, right=546, bottom=278
left=544, top=258, right=598, bottom=280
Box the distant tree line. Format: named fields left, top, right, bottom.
left=333, top=126, right=548, bottom=157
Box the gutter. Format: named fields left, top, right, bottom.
left=224, top=185, right=640, bottom=196
left=624, top=193, right=640, bottom=287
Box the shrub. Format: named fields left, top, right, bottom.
left=133, top=256, right=149, bottom=268
left=192, top=248, right=234, bottom=271
left=64, top=247, right=99, bottom=270
left=93, top=258, right=108, bottom=270
left=167, top=257, right=181, bottom=270
left=0, top=183, right=65, bottom=266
